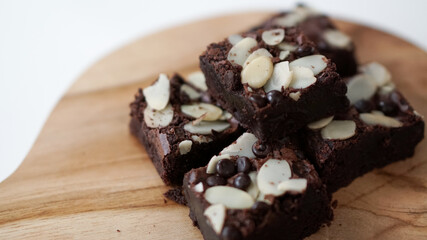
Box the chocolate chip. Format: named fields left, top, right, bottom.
left=249, top=94, right=268, bottom=108
left=390, top=92, right=409, bottom=112
left=295, top=44, right=315, bottom=57
left=266, top=90, right=283, bottom=107
left=216, top=159, right=236, bottom=178
left=354, top=99, right=374, bottom=113
left=378, top=100, right=398, bottom=116
left=221, top=225, right=242, bottom=240
left=233, top=173, right=251, bottom=190
left=206, top=175, right=227, bottom=186
left=251, top=201, right=270, bottom=214
left=236, top=157, right=251, bottom=173
left=252, top=142, right=270, bottom=158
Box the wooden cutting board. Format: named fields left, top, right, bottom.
left=0, top=12, right=426, bottom=240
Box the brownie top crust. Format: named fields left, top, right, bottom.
left=200, top=26, right=341, bottom=99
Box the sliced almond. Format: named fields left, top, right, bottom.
left=257, top=159, right=292, bottom=196
left=289, top=55, right=328, bottom=75
left=273, top=12, right=305, bottom=27
left=204, top=204, right=226, bottom=234
left=289, top=66, right=316, bottom=89
left=279, top=50, right=290, bottom=60
left=206, top=154, right=231, bottom=174
left=359, top=113, right=403, bottom=128
left=371, top=110, right=385, bottom=116
left=194, top=182, right=204, bottom=193
left=219, top=111, right=233, bottom=121
left=321, top=120, right=356, bottom=140
left=414, top=110, right=424, bottom=119
left=323, top=30, right=352, bottom=49
left=247, top=171, right=260, bottom=200
left=143, top=104, right=174, bottom=128
left=277, top=179, right=307, bottom=193
left=228, top=34, right=244, bottom=46
left=278, top=42, right=298, bottom=51
left=273, top=6, right=316, bottom=27
left=181, top=103, right=223, bottom=121
left=307, top=116, right=334, bottom=130
left=243, top=48, right=273, bottom=68
left=360, top=62, right=391, bottom=87
left=289, top=91, right=301, bottom=101
left=143, top=74, right=170, bottom=110
left=187, top=71, right=208, bottom=91
left=191, top=135, right=213, bottom=144
left=220, top=132, right=258, bottom=158
left=379, top=82, right=396, bottom=95
left=205, top=186, right=255, bottom=209
left=261, top=29, right=285, bottom=46
left=227, top=37, right=258, bottom=66
left=180, top=84, right=201, bottom=100
left=178, top=140, right=192, bottom=155
left=184, top=121, right=230, bottom=135
left=263, top=61, right=292, bottom=93
left=256, top=192, right=272, bottom=205
left=241, top=56, right=273, bottom=89
left=346, top=74, right=377, bottom=104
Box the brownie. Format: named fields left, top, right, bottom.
left=200, top=25, right=349, bottom=142
left=301, top=62, right=425, bottom=193
left=183, top=133, right=333, bottom=240
left=130, top=73, right=242, bottom=186
left=251, top=5, right=358, bottom=77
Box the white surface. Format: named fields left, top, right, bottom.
left=0, top=0, right=426, bottom=182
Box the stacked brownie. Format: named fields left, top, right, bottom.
left=129, top=5, right=424, bottom=240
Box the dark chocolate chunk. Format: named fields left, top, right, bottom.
left=236, top=156, right=251, bottom=173
left=266, top=90, right=283, bottom=107
left=233, top=173, right=251, bottom=190
left=206, top=175, right=227, bottom=186
left=250, top=94, right=268, bottom=108
left=354, top=99, right=374, bottom=113
left=378, top=100, right=398, bottom=116
left=252, top=142, right=270, bottom=158
left=221, top=225, right=242, bottom=240
left=295, top=44, right=316, bottom=57
left=251, top=201, right=270, bottom=215
left=216, top=159, right=236, bottom=178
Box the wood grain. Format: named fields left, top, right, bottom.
left=0, top=12, right=426, bottom=240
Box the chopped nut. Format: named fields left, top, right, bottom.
left=241, top=56, right=273, bottom=89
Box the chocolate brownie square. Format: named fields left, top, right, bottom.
left=130, top=73, right=242, bottom=185
left=200, top=25, right=348, bottom=142
left=251, top=5, right=358, bottom=77
left=301, top=62, right=425, bottom=192
left=183, top=132, right=333, bottom=240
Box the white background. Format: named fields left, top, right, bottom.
left=1, top=0, right=426, bottom=182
